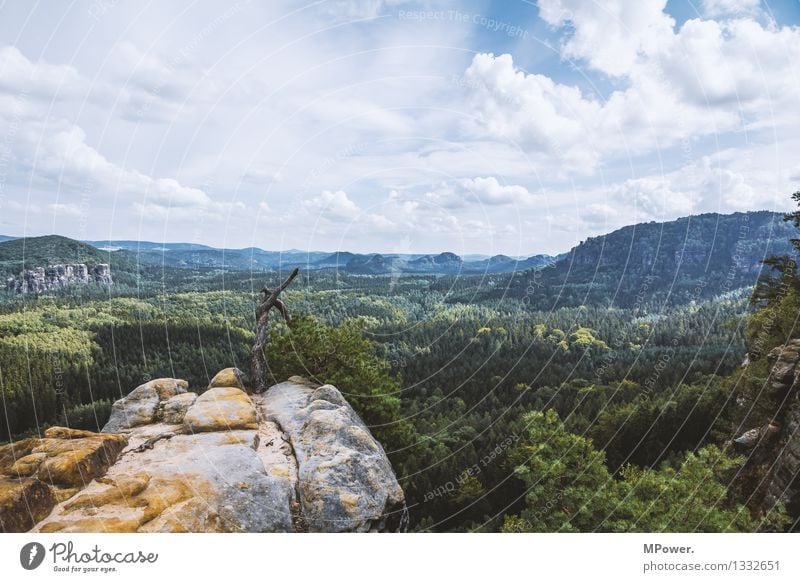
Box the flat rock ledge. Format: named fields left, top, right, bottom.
left=1, top=369, right=406, bottom=532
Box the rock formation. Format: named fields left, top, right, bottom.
left=262, top=378, right=407, bottom=532
left=0, top=369, right=406, bottom=533
left=738, top=339, right=800, bottom=526
left=0, top=428, right=126, bottom=532
left=6, top=263, right=112, bottom=294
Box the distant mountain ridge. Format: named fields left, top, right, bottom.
left=0, top=236, right=560, bottom=276
left=485, top=211, right=795, bottom=308
left=0, top=211, right=791, bottom=284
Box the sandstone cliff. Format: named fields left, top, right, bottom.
left=0, top=369, right=407, bottom=532
left=6, top=263, right=112, bottom=294
left=734, top=339, right=800, bottom=527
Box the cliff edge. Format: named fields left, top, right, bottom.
left=0, top=369, right=407, bottom=532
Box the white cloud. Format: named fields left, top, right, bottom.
left=578, top=145, right=793, bottom=231
left=46, top=203, right=84, bottom=217
left=0, top=46, right=87, bottom=100
left=421, top=176, right=539, bottom=208
left=463, top=53, right=601, bottom=171
left=702, top=0, right=761, bottom=18
left=27, top=125, right=212, bottom=208
left=463, top=4, right=800, bottom=173
left=303, top=190, right=361, bottom=221
left=323, top=0, right=416, bottom=20
left=659, top=18, right=800, bottom=111
left=0, top=1, right=798, bottom=254
left=538, top=0, right=675, bottom=77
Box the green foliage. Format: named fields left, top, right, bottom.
left=266, top=315, right=416, bottom=455
left=502, top=410, right=620, bottom=532
left=63, top=399, right=113, bottom=432
left=503, top=410, right=787, bottom=532
left=3, top=209, right=797, bottom=531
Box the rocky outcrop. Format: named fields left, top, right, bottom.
left=6, top=263, right=112, bottom=294
left=262, top=378, right=408, bottom=532
left=0, top=427, right=126, bottom=532
left=743, top=339, right=800, bottom=526
left=1, top=369, right=406, bottom=532
left=103, top=378, right=190, bottom=432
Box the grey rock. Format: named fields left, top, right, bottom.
left=734, top=428, right=761, bottom=448
left=263, top=378, right=407, bottom=532
left=6, top=263, right=113, bottom=294
left=34, top=428, right=294, bottom=533
left=161, top=392, right=197, bottom=424
left=752, top=341, right=800, bottom=521
left=21, top=371, right=406, bottom=533
left=103, top=378, right=189, bottom=433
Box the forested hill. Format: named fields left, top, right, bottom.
left=0, top=235, right=142, bottom=289
left=0, top=235, right=107, bottom=272
left=486, top=211, right=794, bottom=308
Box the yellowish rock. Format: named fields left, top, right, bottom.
left=150, top=378, right=189, bottom=400
left=44, top=427, right=105, bottom=440
left=0, top=428, right=128, bottom=531
left=208, top=367, right=246, bottom=390
left=36, top=433, right=127, bottom=488
left=7, top=453, right=47, bottom=478
left=64, top=474, right=151, bottom=511
left=0, top=477, right=54, bottom=532
left=183, top=387, right=258, bottom=432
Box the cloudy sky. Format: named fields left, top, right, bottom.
left=1, top=0, right=799, bottom=255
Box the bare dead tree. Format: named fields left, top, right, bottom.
left=251, top=267, right=299, bottom=393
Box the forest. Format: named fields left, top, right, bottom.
left=0, top=208, right=798, bottom=532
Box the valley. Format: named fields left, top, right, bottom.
left=1, top=209, right=798, bottom=532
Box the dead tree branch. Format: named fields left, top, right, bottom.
left=251, top=267, right=299, bottom=393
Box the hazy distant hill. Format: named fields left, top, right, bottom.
left=0, top=237, right=558, bottom=275
left=487, top=211, right=794, bottom=308
left=0, top=235, right=150, bottom=291
left=3, top=211, right=788, bottom=288
left=0, top=235, right=111, bottom=274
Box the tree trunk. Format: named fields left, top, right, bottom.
left=250, top=268, right=299, bottom=393
left=251, top=312, right=271, bottom=393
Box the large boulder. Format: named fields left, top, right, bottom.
left=183, top=387, right=258, bottom=432
left=263, top=377, right=407, bottom=532
left=0, top=427, right=126, bottom=532
left=162, top=392, right=197, bottom=424
left=208, top=367, right=246, bottom=390
left=35, top=429, right=294, bottom=533
left=749, top=339, right=800, bottom=523
left=2, top=371, right=406, bottom=533
left=103, top=378, right=189, bottom=432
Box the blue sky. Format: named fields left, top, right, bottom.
left=1, top=0, right=799, bottom=255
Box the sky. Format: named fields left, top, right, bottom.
left=1, top=0, right=799, bottom=256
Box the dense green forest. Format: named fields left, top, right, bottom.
left=1, top=209, right=798, bottom=531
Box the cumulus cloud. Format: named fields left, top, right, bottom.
left=463, top=3, right=800, bottom=172
left=0, top=46, right=87, bottom=100
left=578, top=149, right=791, bottom=231
left=46, top=203, right=84, bottom=217
left=303, top=190, right=361, bottom=221
left=1, top=1, right=797, bottom=254
left=26, top=124, right=212, bottom=208
left=421, top=176, right=539, bottom=208
left=463, top=53, right=601, bottom=170
left=538, top=0, right=675, bottom=77
left=701, top=0, right=762, bottom=17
